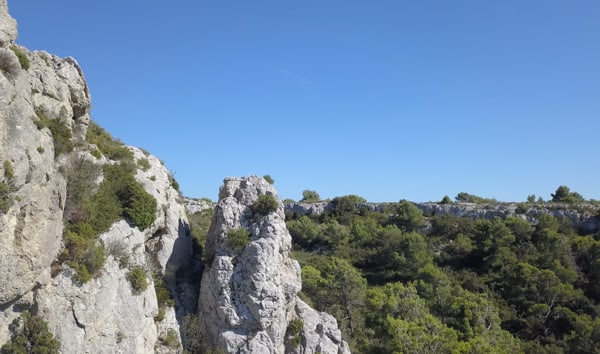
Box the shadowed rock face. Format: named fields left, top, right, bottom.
left=199, top=176, right=350, bottom=354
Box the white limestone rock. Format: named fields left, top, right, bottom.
left=199, top=176, right=350, bottom=354
left=184, top=197, right=215, bottom=214
left=0, top=0, right=16, bottom=47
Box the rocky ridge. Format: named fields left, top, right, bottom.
left=285, top=201, right=600, bottom=233
left=0, top=1, right=191, bottom=352
left=199, top=176, right=350, bottom=354
left=1, top=2, right=350, bottom=353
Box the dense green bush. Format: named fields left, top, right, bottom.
left=127, top=266, right=148, bottom=294
left=119, top=178, right=157, bottom=230
left=101, top=163, right=157, bottom=231
left=60, top=160, right=156, bottom=282
left=440, top=195, right=453, bottom=204
left=85, top=121, right=133, bottom=161
left=35, top=109, right=73, bottom=157
left=1, top=311, right=60, bottom=354
left=455, top=192, right=497, bottom=204
left=300, top=189, right=321, bottom=203
left=137, top=157, right=151, bottom=171
left=251, top=194, right=279, bottom=216
left=9, top=45, right=30, bottom=71
left=62, top=229, right=106, bottom=283
left=551, top=185, right=585, bottom=203
left=263, top=174, right=274, bottom=184
left=226, top=228, right=251, bottom=253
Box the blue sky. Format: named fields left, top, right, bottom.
left=9, top=1, right=600, bottom=202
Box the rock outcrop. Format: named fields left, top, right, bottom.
left=0, top=1, right=192, bottom=352
left=184, top=196, right=215, bottom=214
left=199, top=176, right=350, bottom=354
left=285, top=201, right=600, bottom=234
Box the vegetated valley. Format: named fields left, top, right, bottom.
left=190, top=189, right=600, bottom=353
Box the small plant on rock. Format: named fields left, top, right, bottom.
left=10, top=45, right=30, bottom=70
left=0, top=311, right=60, bottom=354
left=286, top=319, right=304, bottom=347
left=3, top=161, right=15, bottom=180
left=251, top=194, right=279, bottom=216
left=226, top=228, right=251, bottom=253
left=127, top=266, right=148, bottom=295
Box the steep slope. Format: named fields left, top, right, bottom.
left=199, top=176, right=350, bottom=354
left=0, top=1, right=192, bottom=352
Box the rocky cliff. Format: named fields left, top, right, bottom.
left=1, top=3, right=350, bottom=353
left=0, top=1, right=191, bottom=352
left=199, top=176, right=350, bottom=354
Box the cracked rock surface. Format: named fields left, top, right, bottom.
left=198, top=176, right=350, bottom=354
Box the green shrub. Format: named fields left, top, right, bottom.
left=515, top=203, right=529, bottom=215
left=120, top=179, right=157, bottom=230
left=286, top=318, right=304, bottom=347
left=101, top=163, right=157, bottom=231
left=1, top=182, right=14, bottom=214
left=161, top=329, right=180, bottom=349
left=169, top=174, right=180, bottom=192
left=440, top=195, right=453, bottom=204
left=3, top=161, right=15, bottom=180
left=251, top=194, right=279, bottom=216
left=226, top=228, right=251, bottom=253
left=154, top=307, right=166, bottom=322
left=9, top=45, right=30, bottom=71
left=300, top=190, right=321, bottom=203
left=263, top=174, right=274, bottom=184
left=188, top=208, right=214, bottom=253
left=455, top=192, right=496, bottom=204
left=37, top=146, right=45, bottom=154
left=1, top=311, right=60, bottom=354
left=62, top=229, right=106, bottom=283
left=90, top=148, right=102, bottom=159
left=137, top=158, right=151, bottom=171
left=85, top=121, right=133, bottom=161
left=59, top=159, right=155, bottom=283
left=127, top=266, right=148, bottom=294
left=153, top=273, right=174, bottom=308
left=116, top=331, right=124, bottom=344
left=63, top=157, right=102, bottom=224
left=181, top=314, right=225, bottom=354
left=36, top=109, right=73, bottom=157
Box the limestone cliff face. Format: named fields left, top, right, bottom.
left=199, top=176, right=350, bottom=354
left=0, top=1, right=191, bottom=352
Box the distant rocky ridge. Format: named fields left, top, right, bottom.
left=284, top=201, right=600, bottom=233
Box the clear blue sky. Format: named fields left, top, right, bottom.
left=8, top=1, right=600, bottom=202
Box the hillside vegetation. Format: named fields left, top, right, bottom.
left=285, top=189, right=600, bottom=353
